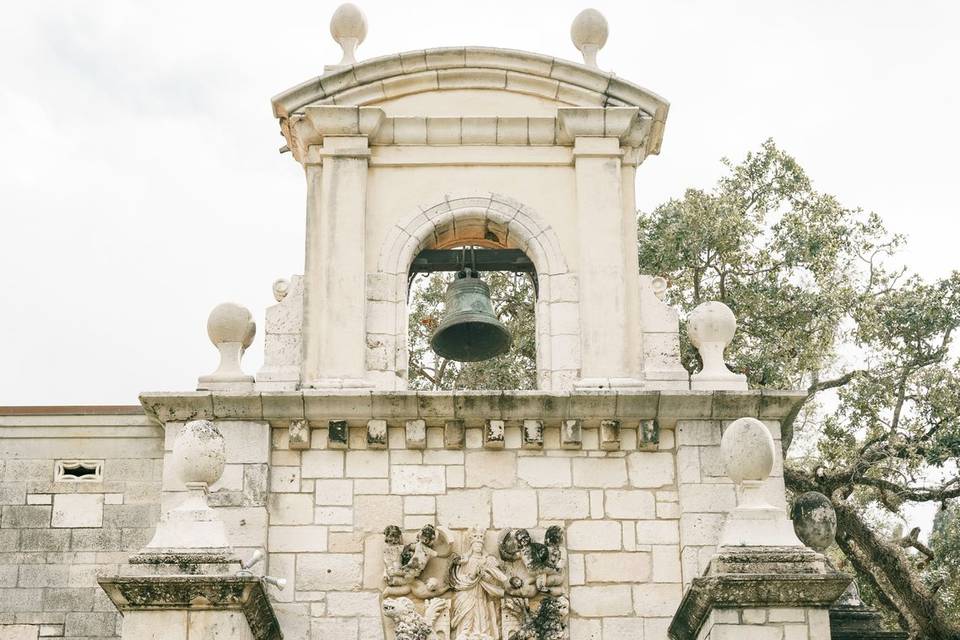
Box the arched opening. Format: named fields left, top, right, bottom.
left=369, top=194, right=580, bottom=392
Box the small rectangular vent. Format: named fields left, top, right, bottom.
left=55, top=460, right=104, bottom=482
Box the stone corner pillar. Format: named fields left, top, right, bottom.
left=668, top=547, right=850, bottom=640
left=98, top=575, right=281, bottom=640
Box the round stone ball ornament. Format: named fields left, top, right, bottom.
left=720, top=416, right=775, bottom=484
left=791, top=491, right=838, bottom=553
left=172, top=419, right=226, bottom=487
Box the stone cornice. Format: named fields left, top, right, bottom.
left=271, top=46, right=669, bottom=155
left=138, top=389, right=806, bottom=425
left=98, top=575, right=281, bottom=640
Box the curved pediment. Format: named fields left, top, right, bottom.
left=271, top=47, right=669, bottom=153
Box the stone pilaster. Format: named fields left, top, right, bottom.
left=296, top=106, right=384, bottom=389
left=562, top=108, right=646, bottom=389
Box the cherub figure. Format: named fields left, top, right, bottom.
left=384, top=524, right=451, bottom=597
left=514, top=528, right=564, bottom=595
left=506, top=595, right=569, bottom=640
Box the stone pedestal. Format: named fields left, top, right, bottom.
left=98, top=576, right=281, bottom=640
left=668, top=547, right=851, bottom=640
left=829, top=603, right=908, bottom=640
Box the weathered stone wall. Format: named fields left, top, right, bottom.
left=2, top=391, right=794, bottom=640
left=0, top=409, right=163, bottom=640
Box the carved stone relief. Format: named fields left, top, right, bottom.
left=380, top=525, right=568, bottom=640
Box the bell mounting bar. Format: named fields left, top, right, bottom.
left=407, top=249, right=538, bottom=297
left=409, top=249, right=535, bottom=276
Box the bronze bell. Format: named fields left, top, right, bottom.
left=430, top=268, right=512, bottom=362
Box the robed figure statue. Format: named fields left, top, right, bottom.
left=448, top=527, right=508, bottom=640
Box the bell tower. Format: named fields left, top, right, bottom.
left=256, top=6, right=693, bottom=393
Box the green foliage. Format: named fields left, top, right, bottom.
left=407, top=269, right=536, bottom=390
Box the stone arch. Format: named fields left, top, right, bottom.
left=366, top=193, right=580, bottom=391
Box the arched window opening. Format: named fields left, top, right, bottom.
left=407, top=246, right=537, bottom=390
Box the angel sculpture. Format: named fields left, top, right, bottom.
left=504, top=595, right=569, bottom=640
left=384, top=524, right=450, bottom=597
left=514, top=527, right=565, bottom=595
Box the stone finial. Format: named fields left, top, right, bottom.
left=330, top=3, right=367, bottom=67
left=791, top=491, right=837, bottom=553
left=133, top=420, right=236, bottom=564
left=687, top=301, right=748, bottom=390
left=272, top=278, right=289, bottom=302
left=197, top=302, right=256, bottom=391
left=718, top=417, right=802, bottom=547
left=570, top=8, right=608, bottom=68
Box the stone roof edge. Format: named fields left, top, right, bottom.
left=138, top=389, right=806, bottom=425
left=270, top=46, right=669, bottom=153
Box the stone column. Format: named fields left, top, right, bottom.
left=298, top=106, right=384, bottom=389
left=562, top=108, right=645, bottom=389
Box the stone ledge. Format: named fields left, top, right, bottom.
left=668, top=547, right=851, bottom=640
left=98, top=575, right=280, bottom=640
left=139, top=389, right=805, bottom=425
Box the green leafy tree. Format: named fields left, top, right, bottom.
left=638, top=140, right=960, bottom=639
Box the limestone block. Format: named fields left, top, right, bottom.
left=310, top=617, right=359, bottom=640
left=271, top=466, right=301, bottom=493
left=326, top=591, right=381, bottom=617
left=571, top=458, right=627, bottom=488
left=355, top=495, right=403, bottom=532
left=465, top=451, right=516, bottom=488
left=219, top=507, right=268, bottom=547
left=492, top=490, right=537, bottom=528
left=51, top=494, right=103, bottom=528
left=315, top=479, right=353, bottom=506
left=677, top=421, right=722, bottom=446
left=678, top=484, right=736, bottom=513
left=568, top=618, right=601, bottom=640
left=604, top=490, right=656, bottom=519
left=567, top=521, right=621, bottom=550
left=517, top=457, right=572, bottom=488
left=297, top=554, right=363, bottom=590
left=404, top=420, right=426, bottom=449
left=584, top=552, right=651, bottom=582
left=626, top=452, right=676, bottom=488
left=679, top=513, right=724, bottom=546
left=632, top=582, right=683, bottom=616
left=604, top=617, right=645, bottom=640
left=122, top=611, right=186, bottom=640
left=652, top=544, right=682, bottom=583
left=676, top=447, right=701, bottom=484
left=268, top=494, right=315, bottom=525
left=302, top=450, right=344, bottom=478
left=315, top=506, right=353, bottom=525
left=345, top=451, right=388, bottom=478
left=188, top=611, right=254, bottom=639
left=355, top=479, right=390, bottom=494
left=268, top=525, right=328, bottom=552
left=539, top=489, right=590, bottom=520
left=390, top=466, right=445, bottom=495
left=287, top=420, right=310, bottom=451
left=569, top=585, right=633, bottom=617
left=437, top=490, right=491, bottom=528
left=447, top=466, right=465, bottom=489
left=636, top=521, right=680, bottom=545
left=423, top=450, right=463, bottom=465
left=404, top=496, right=435, bottom=514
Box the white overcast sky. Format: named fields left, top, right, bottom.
left=1, top=0, right=958, bottom=406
